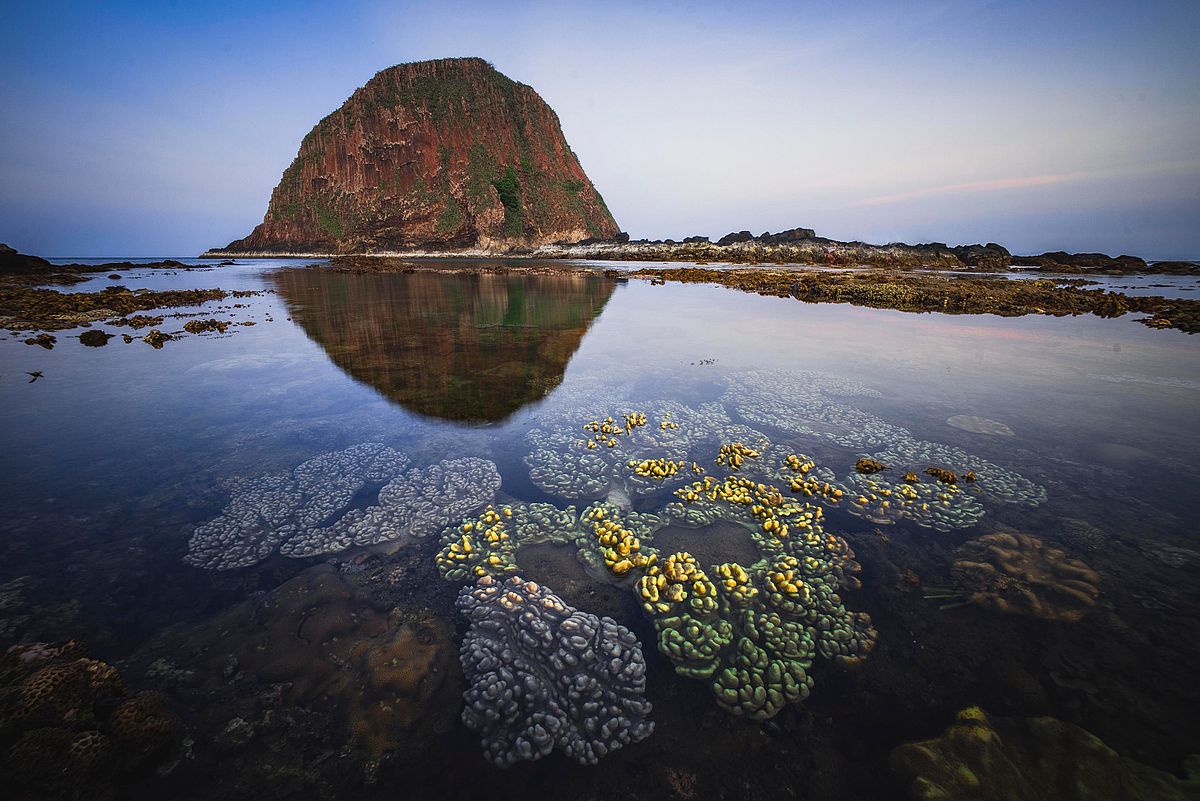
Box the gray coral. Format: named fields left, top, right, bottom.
left=280, top=457, right=502, bottom=557
left=457, top=575, right=654, bottom=766
left=184, top=443, right=410, bottom=570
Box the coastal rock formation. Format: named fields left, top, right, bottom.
left=1011, top=251, right=1148, bottom=272
left=212, top=58, right=617, bottom=254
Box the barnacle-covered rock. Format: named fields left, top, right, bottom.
left=185, top=443, right=411, bottom=570
left=890, top=706, right=1200, bottom=801
left=951, top=531, right=1101, bottom=622
left=457, top=575, right=654, bottom=766
left=280, top=456, right=501, bottom=557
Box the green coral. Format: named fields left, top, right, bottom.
left=637, top=470, right=876, bottom=719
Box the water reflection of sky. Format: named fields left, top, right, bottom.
left=3, top=259, right=1200, bottom=797
left=4, top=261, right=1198, bottom=513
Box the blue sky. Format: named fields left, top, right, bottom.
left=1, top=0, right=1197, bottom=257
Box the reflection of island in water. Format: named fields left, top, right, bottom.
left=273, top=268, right=617, bottom=422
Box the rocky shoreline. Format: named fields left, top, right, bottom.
left=1, top=243, right=232, bottom=285
left=201, top=230, right=1198, bottom=276
left=0, top=245, right=266, bottom=348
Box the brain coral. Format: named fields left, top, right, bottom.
left=457, top=575, right=654, bottom=766
left=185, top=442, right=410, bottom=570
left=951, top=531, right=1100, bottom=622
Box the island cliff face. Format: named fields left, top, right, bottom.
left=215, top=58, right=617, bottom=254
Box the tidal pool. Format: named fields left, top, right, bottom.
left=1, top=258, right=1198, bottom=800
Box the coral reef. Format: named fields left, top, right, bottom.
left=524, top=400, right=769, bottom=504
left=0, top=641, right=176, bottom=801
left=140, top=565, right=459, bottom=759
left=722, top=370, right=900, bottom=450
left=279, top=456, right=501, bottom=557
left=436, top=501, right=666, bottom=587
left=889, top=706, right=1200, bottom=801
left=345, top=612, right=457, bottom=757
left=841, top=470, right=986, bottom=532
left=870, top=435, right=1046, bottom=507
left=184, top=443, right=411, bottom=570
left=633, top=470, right=876, bottom=719
left=457, top=575, right=654, bottom=766
left=436, top=503, right=580, bottom=582
left=951, top=531, right=1101, bottom=621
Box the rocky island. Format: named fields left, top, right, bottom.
left=206, top=57, right=617, bottom=255
left=203, top=58, right=1197, bottom=279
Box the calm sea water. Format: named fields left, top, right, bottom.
left=1, top=259, right=1198, bottom=800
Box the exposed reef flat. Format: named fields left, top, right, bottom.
left=532, top=234, right=1197, bottom=274
left=0, top=245, right=266, bottom=347
left=205, top=230, right=1198, bottom=275
left=620, top=266, right=1200, bottom=333
left=320, top=256, right=1200, bottom=333
left=1, top=243, right=230, bottom=286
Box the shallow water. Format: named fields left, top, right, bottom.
left=2, top=259, right=1198, bottom=800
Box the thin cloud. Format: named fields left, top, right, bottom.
left=855, top=174, right=1077, bottom=207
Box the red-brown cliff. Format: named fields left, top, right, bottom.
left=211, top=58, right=618, bottom=254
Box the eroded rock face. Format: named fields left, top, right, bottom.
left=216, top=58, right=618, bottom=254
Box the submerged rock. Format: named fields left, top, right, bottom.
left=890, top=706, right=1200, bottom=800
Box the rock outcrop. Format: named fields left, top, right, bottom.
left=211, top=58, right=617, bottom=255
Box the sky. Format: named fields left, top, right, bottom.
left=1, top=0, right=1198, bottom=258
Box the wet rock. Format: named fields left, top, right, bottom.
left=79, top=329, right=114, bottom=347
left=142, top=329, right=174, bottom=348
